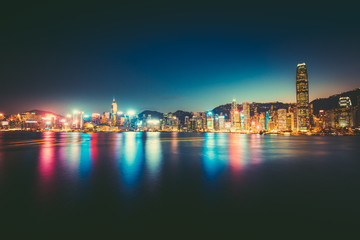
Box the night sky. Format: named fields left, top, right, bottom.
left=1, top=0, right=359, bottom=114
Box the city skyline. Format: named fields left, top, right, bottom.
left=0, top=61, right=358, bottom=116
left=0, top=84, right=359, bottom=116
left=1, top=1, right=360, bottom=114
left=2, top=2, right=360, bottom=237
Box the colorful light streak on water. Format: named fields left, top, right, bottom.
left=145, top=132, right=162, bottom=190
left=79, top=133, right=91, bottom=178
left=38, top=132, right=56, bottom=200
left=90, top=133, right=99, bottom=166
left=120, top=132, right=143, bottom=190
left=202, top=133, right=228, bottom=181
left=249, top=134, right=263, bottom=165
left=228, top=134, right=244, bottom=174
left=1, top=132, right=360, bottom=237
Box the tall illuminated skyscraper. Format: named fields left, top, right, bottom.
left=296, top=63, right=310, bottom=131
left=277, top=109, right=287, bottom=131
left=242, top=102, right=250, bottom=131
left=110, top=97, right=118, bottom=126
left=231, top=99, right=240, bottom=130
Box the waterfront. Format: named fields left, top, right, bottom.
left=0, top=132, right=359, bottom=237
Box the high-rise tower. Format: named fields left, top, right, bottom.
left=242, top=102, right=250, bottom=131
left=296, top=63, right=310, bottom=131
left=110, top=97, right=118, bottom=126
left=231, top=99, right=240, bottom=130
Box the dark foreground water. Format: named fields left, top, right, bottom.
left=0, top=132, right=359, bottom=237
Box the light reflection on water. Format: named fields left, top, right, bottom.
left=0, top=132, right=358, bottom=198
left=120, top=132, right=143, bottom=189
left=38, top=132, right=55, bottom=197
left=1, top=131, right=360, bottom=234
left=145, top=132, right=162, bottom=185
left=202, top=133, right=228, bottom=180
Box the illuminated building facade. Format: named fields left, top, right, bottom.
left=206, top=112, right=214, bottom=130
left=110, top=97, right=118, bottom=126
left=242, top=102, right=250, bottom=131
left=286, top=112, right=295, bottom=131
left=231, top=99, right=240, bottom=130
left=265, top=111, right=269, bottom=130
left=338, top=97, right=352, bottom=127
left=296, top=63, right=310, bottom=131
left=259, top=113, right=266, bottom=130
left=73, top=111, right=84, bottom=129
left=218, top=115, right=225, bottom=130
left=277, top=109, right=287, bottom=131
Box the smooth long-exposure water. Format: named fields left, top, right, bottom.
left=0, top=132, right=359, bottom=237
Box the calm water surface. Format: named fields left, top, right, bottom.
left=0, top=132, right=359, bottom=237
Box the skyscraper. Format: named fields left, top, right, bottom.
left=296, top=63, right=310, bottom=131
left=277, top=109, right=287, bottom=131
left=338, top=97, right=352, bottom=127
left=242, top=102, right=250, bottom=131
left=231, top=99, right=240, bottom=130
left=110, top=97, right=118, bottom=126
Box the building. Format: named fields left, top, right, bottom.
left=338, top=97, right=352, bottom=127
left=218, top=115, right=225, bottom=131
left=91, top=113, right=101, bottom=125
left=230, top=99, right=241, bottom=130
left=206, top=112, right=214, bottom=130
left=259, top=113, right=266, bottom=130
left=72, top=111, right=84, bottom=129
left=286, top=112, right=295, bottom=131
left=296, top=63, right=310, bottom=131
left=242, top=102, right=250, bottom=131
left=110, top=97, right=118, bottom=126
left=277, top=109, right=287, bottom=131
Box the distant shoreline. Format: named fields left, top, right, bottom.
left=0, top=129, right=359, bottom=136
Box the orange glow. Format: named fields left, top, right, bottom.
left=229, top=134, right=243, bottom=174
left=84, top=122, right=94, bottom=128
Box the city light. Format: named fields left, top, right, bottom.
left=147, top=119, right=160, bottom=125
left=1, top=64, right=359, bottom=135
left=127, top=110, right=135, bottom=116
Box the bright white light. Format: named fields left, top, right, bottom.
left=73, top=110, right=78, bottom=114
left=117, top=111, right=123, bottom=115
left=127, top=110, right=135, bottom=116
left=45, top=121, right=52, bottom=125
left=66, top=114, right=72, bottom=118
left=147, top=119, right=160, bottom=125
left=60, top=119, right=66, bottom=123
